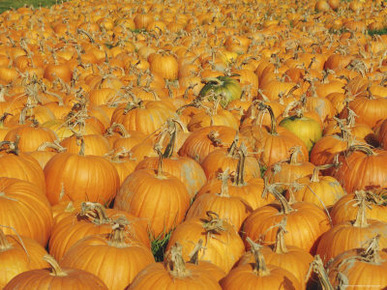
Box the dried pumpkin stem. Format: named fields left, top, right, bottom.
left=79, top=202, right=111, bottom=225
left=107, top=218, right=130, bottom=248
left=165, top=242, right=191, bottom=278
left=219, top=169, right=230, bottom=197
left=273, top=217, right=288, bottom=254
left=44, top=255, right=68, bottom=277
left=349, top=145, right=376, bottom=156
left=0, top=228, right=12, bottom=251
left=235, top=143, right=248, bottom=186
left=246, top=237, right=270, bottom=276
left=188, top=239, right=204, bottom=264
left=305, top=255, right=334, bottom=290
left=289, top=146, right=303, bottom=165
left=108, top=122, right=130, bottom=138
left=353, top=192, right=369, bottom=228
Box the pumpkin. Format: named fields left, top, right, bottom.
left=128, top=242, right=221, bottom=289
left=44, top=143, right=120, bottom=205
left=61, top=221, right=155, bottom=290
left=242, top=183, right=331, bottom=254
left=166, top=211, right=245, bottom=273
left=327, top=235, right=387, bottom=289
left=330, top=190, right=387, bottom=225
left=0, top=228, right=49, bottom=288
left=316, top=192, right=387, bottom=264
left=199, top=76, right=242, bottom=108
left=240, top=103, right=308, bottom=168
left=114, top=155, right=190, bottom=239
left=291, top=165, right=345, bottom=210
left=4, top=255, right=108, bottom=289
left=220, top=237, right=302, bottom=290
left=49, top=202, right=150, bottom=261
left=279, top=113, right=322, bottom=151
left=333, top=145, right=387, bottom=194
left=0, top=178, right=52, bottom=246
left=237, top=219, right=314, bottom=289
left=185, top=169, right=253, bottom=230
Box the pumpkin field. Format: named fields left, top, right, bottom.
left=0, top=0, right=386, bottom=288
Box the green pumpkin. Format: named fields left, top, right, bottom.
left=279, top=115, right=322, bottom=151
left=199, top=76, right=242, bottom=108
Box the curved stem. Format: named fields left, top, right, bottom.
left=246, top=237, right=270, bottom=276
left=44, top=255, right=68, bottom=277
left=188, top=239, right=204, bottom=264
left=79, top=202, right=111, bottom=225
left=353, top=192, right=369, bottom=228
left=273, top=217, right=288, bottom=254
left=306, top=255, right=334, bottom=290
left=289, top=146, right=303, bottom=165
left=165, top=242, right=190, bottom=278
left=0, top=228, right=12, bottom=251
left=349, top=145, right=376, bottom=156
left=235, top=143, right=247, bottom=186
left=219, top=169, right=230, bottom=197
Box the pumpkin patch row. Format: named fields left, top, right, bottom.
left=0, top=0, right=386, bottom=288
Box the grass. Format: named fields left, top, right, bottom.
left=0, top=0, right=64, bottom=14
left=368, top=27, right=387, bottom=36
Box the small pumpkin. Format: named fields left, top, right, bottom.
left=199, top=76, right=242, bottom=108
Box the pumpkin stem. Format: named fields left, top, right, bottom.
left=0, top=228, right=12, bottom=251
left=44, top=255, right=68, bottom=277
left=261, top=103, right=277, bottom=135
left=235, top=142, right=248, bottom=186
left=352, top=191, right=370, bottom=228
left=305, top=255, right=334, bottom=290
left=227, top=134, right=239, bottom=157
left=348, top=144, right=376, bottom=156
left=107, top=217, right=130, bottom=248
left=37, top=140, right=66, bottom=152
left=360, top=234, right=382, bottom=264
left=0, top=136, right=20, bottom=155
left=263, top=180, right=294, bottom=214
left=273, top=217, right=288, bottom=254
left=162, top=119, right=177, bottom=159
left=79, top=202, right=111, bottom=225
left=165, top=242, right=191, bottom=278
left=246, top=237, right=270, bottom=276
left=202, top=211, right=226, bottom=235
left=289, top=146, right=303, bottom=165
left=107, top=122, right=130, bottom=138
left=155, top=142, right=164, bottom=177
left=219, top=169, right=231, bottom=197
left=188, top=239, right=205, bottom=264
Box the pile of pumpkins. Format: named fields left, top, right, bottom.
left=0, top=0, right=386, bottom=288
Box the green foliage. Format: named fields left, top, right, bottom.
left=150, top=230, right=173, bottom=262
left=368, top=27, right=387, bottom=36
left=0, top=0, right=65, bottom=14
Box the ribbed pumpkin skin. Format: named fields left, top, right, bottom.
left=166, top=217, right=245, bottom=273
left=330, top=194, right=387, bottom=225
left=114, top=169, right=190, bottom=239
left=0, top=177, right=53, bottom=246
left=110, top=101, right=175, bottom=136
left=196, top=177, right=274, bottom=210
left=185, top=193, right=252, bottom=231
left=4, top=126, right=58, bottom=153
left=327, top=249, right=387, bottom=288
left=44, top=152, right=120, bottom=205
left=241, top=125, right=309, bottom=167
left=220, top=263, right=302, bottom=290
left=4, top=268, right=108, bottom=290
left=0, top=233, right=49, bottom=288
left=178, top=126, right=250, bottom=163
left=0, top=152, right=46, bottom=192
left=242, top=202, right=331, bottom=254
left=60, top=234, right=155, bottom=290
left=200, top=148, right=261, bottom=180
left=49, top=207, right=150, bottom=261
left=309, top=135, right=348, bottom=168
left=315, top=219, right=387, bottom=264
left=333, top=150, right=387, bottom=194
left=128, top=262, right=222, bottom=290
left=135, top=156, right=207, bottom=198
left=237, top=245, right=313, bottom=289
left=292, top=175, right=345, bottom=210
left=60, top=134, right=112, bottom=156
